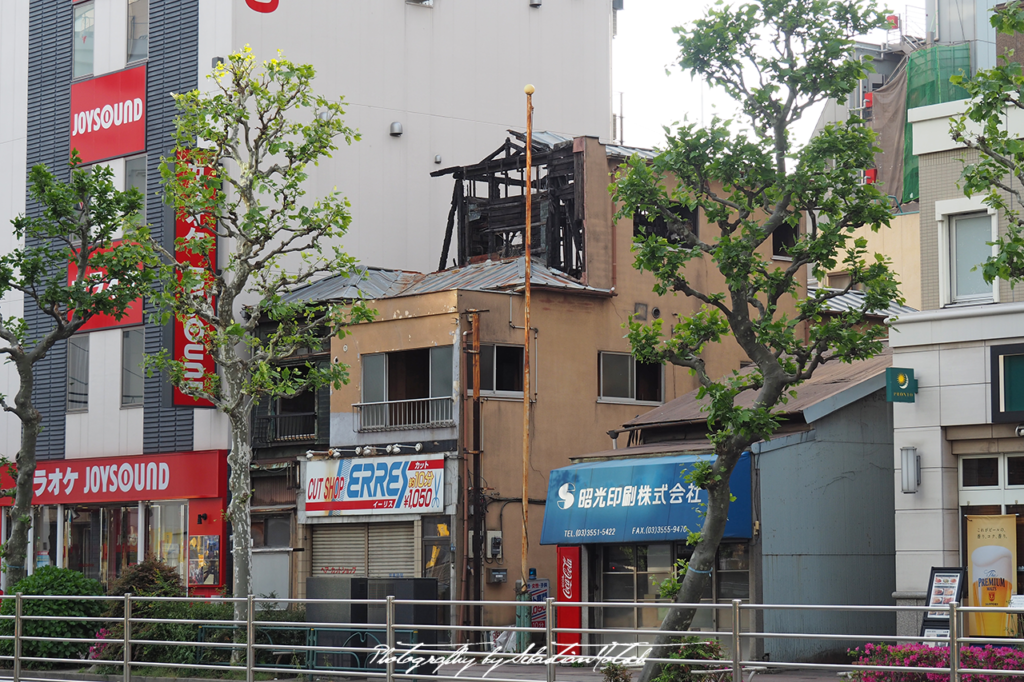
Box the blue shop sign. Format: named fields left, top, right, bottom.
left=540, top=452, right=752, bottom=545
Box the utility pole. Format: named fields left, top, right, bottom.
left=521, top=84, right=534, bottom=595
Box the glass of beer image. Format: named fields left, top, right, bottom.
left=972, top=545, right=1014, bottom=635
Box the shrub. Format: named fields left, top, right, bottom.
left=603, top=661, right=633, bottom=682
left=652, top=637, right=727, bottom=682
left=0, top=566, right=106, bottom=668
left=850, top=642, right=1024, bottom=682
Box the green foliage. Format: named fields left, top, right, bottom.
left=951, top=0, right=1024, bottom=285
left=659, top=559, right=691, bottom=602
left=0, top=567, right=105, bottom=668
left=107, top=557, right=186, bottom=599
left=611, top=0, right=902, bottom=483
left=148, top=46, right=370, bottom=408
left=651, top=638, right=726, bottom=682
left=603, top=661, right=634, bottom=682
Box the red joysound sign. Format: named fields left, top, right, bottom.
left=70, top=66, right=147, bottom=164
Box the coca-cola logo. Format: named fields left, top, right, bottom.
left=561, top=556, right=573, bottom=599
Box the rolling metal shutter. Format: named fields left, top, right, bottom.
left=311, top=524, right=367, bottom=575
left=367, top=522, right=416, bottom=578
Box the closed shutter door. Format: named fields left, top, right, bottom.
left=367, top=522, right=416, bottom=578
left=311, top=524, right=368, bottom=575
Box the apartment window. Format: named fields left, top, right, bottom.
left=121, top=328, right=144, bottom=406
left=73, top=1, right=95, bottom=80
left=125, top=155, right=146, bottom=223
left=634, top=204, right=698, bottom=242
left=466, top=344, right=523, bottom=394
left=359, top=346, right=454, bottom=431
left=67, top=336, right=90, bottom=412
left=599, top=351, right=662, bottom=403
left=991, top=343, right=1024, bottom=423
left=126, top=0, right=149, bottom=63
left=772, top=222, right=798, bottom=258
left=950, top=213, right=992, bottom=303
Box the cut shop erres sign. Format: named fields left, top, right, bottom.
left=304, top=454, right=444, bottom=516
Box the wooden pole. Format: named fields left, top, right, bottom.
left=521, top=84, right=534, bottom=593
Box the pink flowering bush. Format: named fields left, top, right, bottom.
left=88, top=628, right=112, bottom=661
left=850, top=642, right=1024, bottom=682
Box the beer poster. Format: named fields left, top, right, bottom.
left=966, top=515, right=1017, bottom=637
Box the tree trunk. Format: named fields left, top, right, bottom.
left=636, top=453, right=738, bottom=682
left=225, top=411, right=253, bottom=624
left=6, top=355, right=41, bottom=588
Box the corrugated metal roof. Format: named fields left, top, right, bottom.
left=283, top=257, right=609, bottom=303
left=811, top=286, right=917, bottom=319
left=281, top=266, right=419, bottom=304
left=568, top=439, right=716, bottom=464
left=625, top=346, right=893, bottom=428
left=524, top=130, right=657, bottom=160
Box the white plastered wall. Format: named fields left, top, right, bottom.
left=0, top=1, right=30, bottom=460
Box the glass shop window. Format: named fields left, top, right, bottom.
left=147, top=500, right=186, bottom=583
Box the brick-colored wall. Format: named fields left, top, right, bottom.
left=918, top=147, right=1024, bottom=309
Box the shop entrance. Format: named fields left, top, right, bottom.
left=957, top=454, right=1024, bottom=593
left=594, top=541, right=752, bottom=657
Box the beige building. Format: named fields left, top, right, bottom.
left=289, top=133, right=804, bottom=629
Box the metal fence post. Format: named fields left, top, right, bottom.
left=732, top=600, right=742, bottom=682
left=546, top=597, right=555, bottom=682
left=949, top=602, right=959, bottom=682
left=246, top=595, right=255, bottom=682
left=386, top=595, right=396, bottom=682
left=13, top=593, right=22, bottom=682
left=123, top=593, right=132, bottom=682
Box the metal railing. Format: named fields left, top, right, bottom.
left=354, top=396, right=455, bottom=432
left=0, top=594, right=1021, bottom=682
left=253, top=412, right=318, bottom=445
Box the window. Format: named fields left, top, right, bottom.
left=125, top=155, right=146, bottom=223
left=950, top=213, right=992, bottom=303
left=962, top=457, right=999, bottom=487
left=599, top=351, right=662, bottom=403
left=251, top=515, right=290, bottom=548
left=359, top=346, right=454, bottom=430
left=121, top=328, right=144, bottom=406
left=126, top=0, right=148, bottom=63
left=634, top=204, right=698, bottom=242
left=67, top=335, right=90, bottom=412
left=990, top=343, right=1024, bottom=423
left=466, top=344, right=523, bottom=394
left=772, top=222, right=798, bottom=258
left=73, top=1, right=95, bottom=80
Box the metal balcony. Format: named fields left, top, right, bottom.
left=254, top=412, right=318, bottom=445
left=353, top=397, right=455, bottom=432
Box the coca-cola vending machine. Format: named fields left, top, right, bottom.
left=556, top=546, right=582, bottom=656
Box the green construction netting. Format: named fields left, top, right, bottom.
left=903, top=43, right=972, bottom=204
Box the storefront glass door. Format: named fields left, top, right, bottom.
left=147, top=501, right=187, bottom=584
left=66, top=505, right=139, bottom=586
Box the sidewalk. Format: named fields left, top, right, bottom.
left=433, top=663, right=845, bottom=682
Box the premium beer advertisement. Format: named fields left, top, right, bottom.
left=966, top=515, right=1018, bottom=637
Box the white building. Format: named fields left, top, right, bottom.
left=0, top=0, right=618, bottom=596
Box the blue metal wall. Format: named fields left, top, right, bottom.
left=757, top=390, right=896, bottom=662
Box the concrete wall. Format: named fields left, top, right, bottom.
left=204, top=0, right=615, bottom=275
left=758, top=391, right=896, bottom=662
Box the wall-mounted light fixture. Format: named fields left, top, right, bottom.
left=901, top=446, right=920, bottom=494
left=197, top=513, right=208, bottom=525
left=390, top=122, right=404, bottom=137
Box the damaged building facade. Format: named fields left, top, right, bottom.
left=283, top=132, right=805, bottom=631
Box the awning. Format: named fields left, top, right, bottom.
left=540, top=452, right=752, bottom=545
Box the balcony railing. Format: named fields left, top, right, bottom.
left=254, top=412, right=318, bottom=445
left=353, top=396, right=455, bottom=432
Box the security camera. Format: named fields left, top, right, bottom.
left=1016, top=425, right=1024, bottom=438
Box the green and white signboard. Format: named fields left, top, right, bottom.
left=886, top=367, right=918, bottom=403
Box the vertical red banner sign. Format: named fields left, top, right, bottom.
left=556, top=545, right=582, bottom=656
left=173, top=153, right=217, bottom=407
left=66, top=241, right=144, bottom=331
